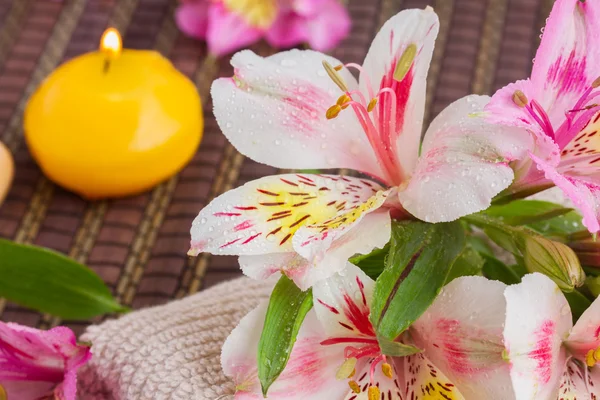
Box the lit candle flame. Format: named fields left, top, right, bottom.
left=100, top=28, right=122, bottom=59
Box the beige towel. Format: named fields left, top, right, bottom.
left=78, top=277, right=273, bottom=400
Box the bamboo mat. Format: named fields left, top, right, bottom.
left=0, top=0, right=552, bottom=334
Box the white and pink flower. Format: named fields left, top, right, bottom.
left=0, top=322, right=91, bottom=400
left=503, top=273, right=600, bottom=399
left=486, top=0, right=600, bottom=234
left=222, top=264, right=512, bottom=399
left=190, top=7, right=530, bottom=289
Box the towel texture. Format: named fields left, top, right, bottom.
left=78, top=277, right=273, bottom=400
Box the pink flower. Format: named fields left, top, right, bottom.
left=486, top=0, right=600, bottom=233
left=189, top=7, right=530, bottom=290
left=0, top=322, right=91, bottom=400
left=222, top=264, right=512, bottom=399
left=175, top=0, right=351, bottom=56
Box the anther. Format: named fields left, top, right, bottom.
left=368, top=386, right=380, bottom=400
left=585, top=347, right=600, bottom=367
left=367, top=98, right=378, bottom=112
left=326, top=104, right=342, bottom=119
left=337, top=94, right=351, bottom=106
left=393, top=44, right=417, bottom=82
left=593, top=76, right=600, bottom=88
left=512, top=90, right=529, bottom=108
left=336, top=357, right=357, bottom=380
left=323, top=60, right=349, bottom=92
left=381, top=362, right=393, bottom=379
left=334, top=64, right=343, bottom=71
left=348, top=381, right=361, bottom=393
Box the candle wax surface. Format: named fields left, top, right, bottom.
left=25, top=50, right=202, bottom=199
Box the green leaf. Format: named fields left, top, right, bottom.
left=481, top=255, right=521, bottom=285
left=377, top=336, right=422, bottom=357
left=446, top=246, right=484, bottom=283
left=349, top=244, right=388, bottom=280
left=0, top=239, right=127, bottom=319
left=466, top=235, right=494, bottom=257
left=485, top=200, right=572, bottom=226
left=564, top=290, right=592, bottom=322
left=258, top=275, right=313, bottom=396
left=370, top=221, right=465, bottom=340
left=529, top=211, right=584, bottom=237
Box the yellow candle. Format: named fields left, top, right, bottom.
left=0, top=141, right=14, bottom=205
left=24, top=28, right=203, bottom=199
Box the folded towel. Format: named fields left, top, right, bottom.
left=78, top=276, right=273, bottom=400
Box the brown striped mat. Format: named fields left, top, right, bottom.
left=0, top=0, right=553, bottom=334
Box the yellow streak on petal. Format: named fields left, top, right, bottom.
left=223, top=0, right=277, bottom=28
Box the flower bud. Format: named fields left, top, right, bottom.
left=522, top=235, right=586, bottom=292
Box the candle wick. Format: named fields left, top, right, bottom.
left=103, top=58, right=110, bottom=74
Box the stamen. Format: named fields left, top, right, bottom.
left=593, top=76, right=600, bottom=88
left=393, top=44, right=417, bottom=82
left=336, top=357, right=357, bottom=380
left=586, top=347, right=600, bottom=367
left=322, top=60, right=349, bottom=92
left=381, top=362, right=393, bottom=379
left=348, top=381, right=361, bottom=394
left=334, top=64, right=343, bottom=71
left=326, top=104, right=342, bottom=119
left=512, top=90, right=529, bottom=108
left=337, top=94, right=351, bottom=106
left=368, top=386, right=380, bottom=400
left=367, top=98, right=378, bottom=112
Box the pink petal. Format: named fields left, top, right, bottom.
left=566, top=293, right=600, bottom=361
left=530, top=0, right=600, bottom=128
left=189, top=174, right=383, bottom=257
left=211, top=49, right=386, bottom=178
left=175, top=2, right=209, bottom=40
left=530, top=152, right=600, bottom=233
left=221, top=303, right=348, bottom=399
left=398, top=95, right=532, bottom=222
left=360, top=8, right=439, bottom=181
left=503, top=273, right=571, bottom=400
left=312, top=263, right=375, bottom=338
left=411, top=276, right=512, bottom=400
left=205, top=3, right=263, bottom=57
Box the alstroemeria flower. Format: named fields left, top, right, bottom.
left=222, top=264, right=512, bottom=399
left=191, top=7, right=530, bottom=289
left=503, top=273, right=600, bottom=399
left=486, top=0, right=600, bottom=233
left=175, top=0, right=350, bottom=56
left=0, top=322, right=91, bottom=400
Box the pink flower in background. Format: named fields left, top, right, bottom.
left=0, top=322, right=91, bottom=400
left=486, top=0, right=600, bottom=233
left=175, top=0, right=351, bottom=56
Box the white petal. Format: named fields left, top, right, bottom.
left=400, top=353, right=466, bottom=399
left=238, top=252, right=307, bottom=281
left=211, top=49, right=384, bottom=178
left=411, top=276, right=513, bottom=400
left=313, top=263, right=375, bottom=338
left=398, top=95, right=533, bottom=222
left=360, top=8, right=439, bottom=176
left=503, top=273, right=572, bottom=400
left=221, top=303, right=348, bottom=399
left=189, top=174, right=382, bottom=256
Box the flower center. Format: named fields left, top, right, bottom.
left=223, top=0, right=278, bottom=29
left=321, top=337, right=395, bottom=398
left=585, top=346, right=600, bottom=367
left=321, top=45, right=418, bottom=186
